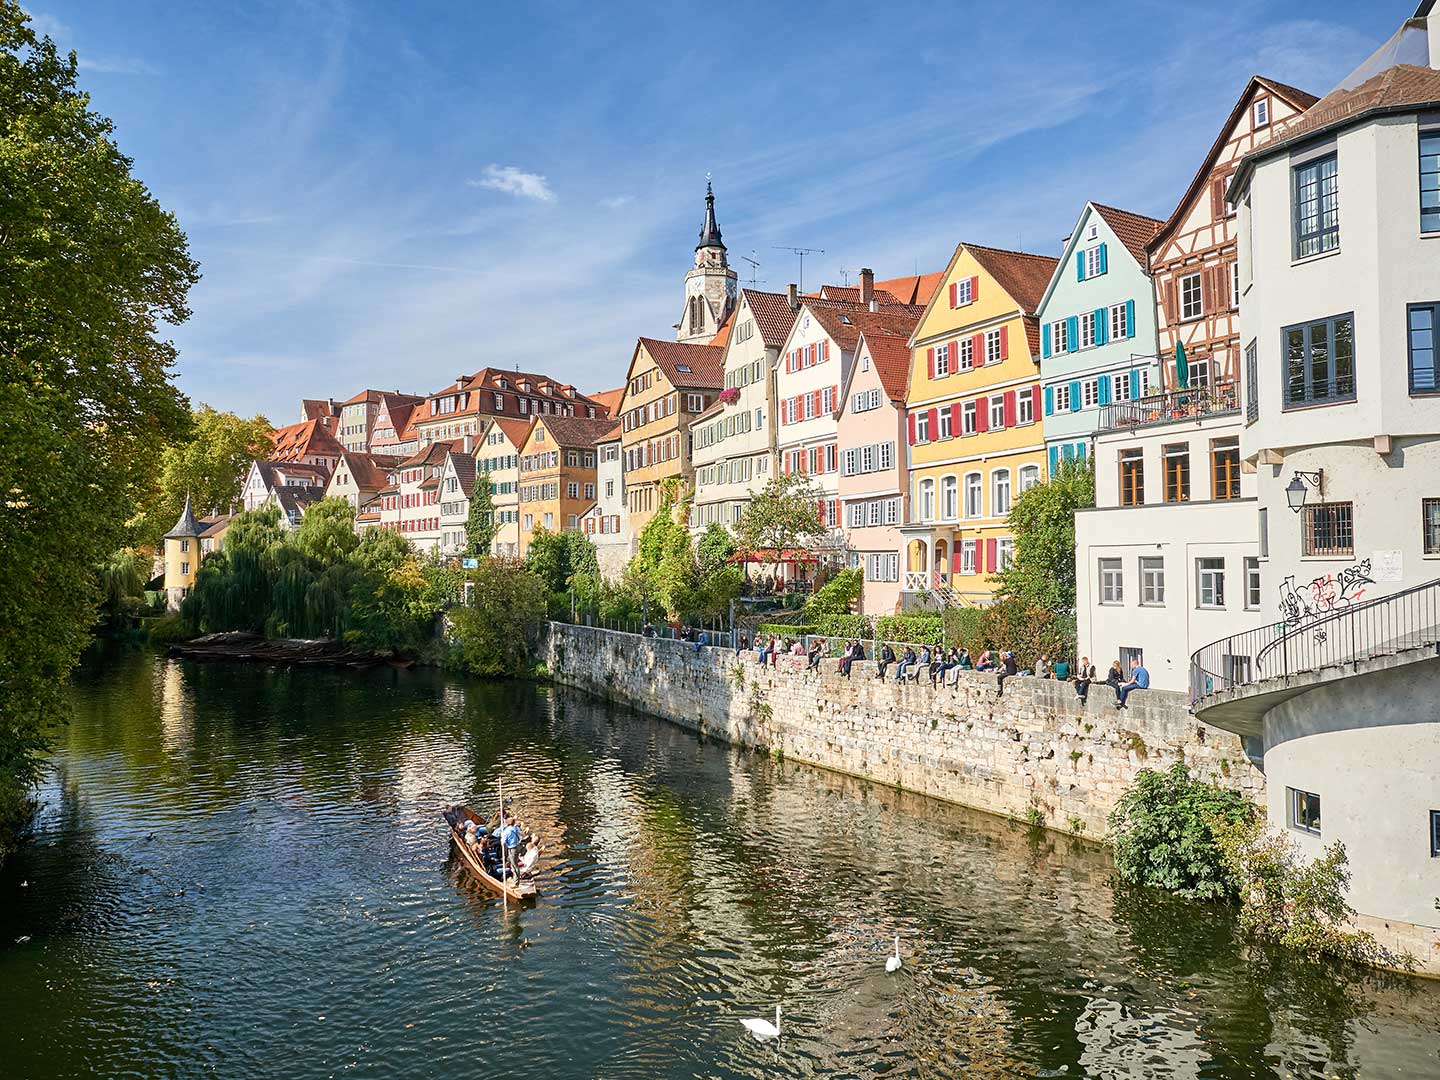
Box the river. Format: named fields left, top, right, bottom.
left=1, top=647, right=1436, bottom=1079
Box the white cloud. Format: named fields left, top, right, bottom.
left=599, top=194, right=634, bottom=209
left=468, top=164, right=555, bottom=203
left=79, top=55, right=160, bottom=75
left=26, top=12, right=70, bottom=40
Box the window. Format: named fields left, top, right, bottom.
left=962, top=400, right=977, bottom=435
left=1293, top=153, right=1339, bottom=258
left=1078, top=311, right=1096, bottom=349
left=1099, top=558, right=1123, bottom=604
left=180, top=539, right=190, bottom=552
left=1302, top=502, right=1354, bottom=556
left=938, top=407, right=952, bottom=440
left=1423, top=131, right=1440, bottom=233
left=990, top=398, right=1005, bottom=429
left=1289, top=788, right=1321, bottom=835
left=1284, top=313, right=1355, bottom=407
left=992, top=470, right=1011, bottom=516
left=1118, top=449, right=1146, bottom=506
left=1409, top=303, right=1439, bottom=394
left=964, top=473, right=982, bottom=518
left=1018, top=387, right=1035, bottom=425
left=1197, top=557, right=1226, bottom=608
left=961, top=540, right=976, bottom=575
left=916, top=411, right=930, bottom=442
left=1252, top=97, right=1270, bottom=129
left=1140, top=557, right=1165, bottom=606
left=1051, top=320, right=1069, bottom=355
left=941, top=475, right=958, bottom=520
left=180, top=561, right=189, bottom=575
left=1109, top=303, right=1129, bottom=341
left=984, top=329, right=1003, bottom=364
left=954, top=277, right=973, bottom=305
left=1018, top=464, right=1040, bottom=493
left=1245, top=340, right=1260, bottom=423
left=1431, top=809, right=1440, bottom=857
left=1211, top=437, right=1240, bottom=500
left=686, top=393, right=705, bottom=412
left=1231, top=262, right=1240, bottom=309
left=1053, top=383, right=1071, bottom=412
left=996, top=538, right=1014, bottom=571
left=935, top=342, right=951, bottom=377
left=567, top=482, right=579, bottom=499
left=1180, top=272, right=1203, bottom=320
left=1084, top=245, right=1105, bottom=278
left=919, top=478, right=935, bottom=521
left=957, top=338, right=975, bottom=371
left=1245, top=556, right=1261, bottom=610
left=1424, top=499, right=1440, bottom=555
left=1163, top=443, right=1189, bottom=503
left=1081, top=378, right=1099, bottom=408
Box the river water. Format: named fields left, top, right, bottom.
left=1, top=648, right=1437, bottom=1079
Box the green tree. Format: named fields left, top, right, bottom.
left=804, top=567, right=862, bottom=617
left=697, top=523, right=736, bottom=578
left=0, top=5, right=198, bottom=861
left=465, top=471, right=496, bottom=556
left=293, top=497, right=360, bottom=569
left=133, top=406, right=273, bottom=548
left=95, top=547, right=152, bottom=633
left=448, top=558, right=547, bottom=676
left=992, top=458, right=1094, bottom=611
left=655, top=526, right=700, bottom=619
left=734, top=473, right=828, bottom=580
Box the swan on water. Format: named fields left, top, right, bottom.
left=740, top=1005, right=781, bottom=1040
left=886, top=935, right=902, bottom=973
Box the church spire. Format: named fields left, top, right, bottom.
left=696, top=177, right=725, bottom=252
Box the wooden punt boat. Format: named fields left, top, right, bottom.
left=443, top=804, right=537, bottom=904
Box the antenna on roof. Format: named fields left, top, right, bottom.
left=741, top=251, right=764, bottom=287
left=772, top=245, right=824, bottom=294
left=837, top=268, right=853, bottom=286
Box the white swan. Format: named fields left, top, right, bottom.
left=886, top=935, right=902, bottom=973
left=740, top=1005, right=781, bottom=1040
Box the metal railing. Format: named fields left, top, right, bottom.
left=1189, top=575, right=1440, bottom=707
left=1099, top=380, right=1239, bottom=433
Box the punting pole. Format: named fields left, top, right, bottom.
left=499, top=777, right=507, bottom=911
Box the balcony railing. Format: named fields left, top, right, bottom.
left=1099, top=380, right=1239, bottom=433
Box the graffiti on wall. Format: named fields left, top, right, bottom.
left=1276, top=558, right=1375, bottom=637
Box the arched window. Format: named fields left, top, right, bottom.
left=964, top=473, right=983, bottom=518
left=940, top=475, right=958, bottom=520
left=1018, top=464, right=1041, bottom=493
left=689, top=295, right=705, bottom=334
left=919, top=478, right=936, bottom=522
left=992, top=469, right=1012, bottom=516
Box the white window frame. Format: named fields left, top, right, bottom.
left=918, top=478, right=936, bottom=522
left=1140, top=556, right=1165, bottom=606
left=1018, top=464, right=1040, bottom=493
left=984, top=329, right=1003, bottom=364
left=938, top=408, right=952, bottom=440
left=1099, top=558, right=1124, bottom=604
left=1245, top=556, right=1261, bottom=610
left=1197, top=557, right=1226, bottom=609
left=962, top=400, right=977, bottom=435
left=963, top=472, right=983, bottom=518
left=1109, top=302, right=1128, bottom=341
left=1051, top=320, right=1069, bottom=355
left=1180, top=272, right=1203, bottom=321
left=996, top=537, right=1014, bottom=571
left=1085, top=245, right=1104, bottom=278
left=1018, top=387, right=1035, bottom=425
left=940, top=475, right=959, bottom=521
left=935, top=342, right=950, bottom=377
left=957, top=338, right=975, bottom=371
left=1078, top=311, right=1097, bottom=349
left=1253, top=97, right=1270, bottom=129
left=991, top=469, right=1011, bottom=516
left=990, top=397, right=1005, bottom=429
left=1054, top=383, right=1071, bottom=412
left=960, top=539, right=977, bottom=575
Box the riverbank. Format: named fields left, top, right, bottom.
left=168, top=631, right=410, bottom=669
left=543, top=622, right=1264, bottom=838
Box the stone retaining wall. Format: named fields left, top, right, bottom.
left=544, top=623, right=1265, bottom=838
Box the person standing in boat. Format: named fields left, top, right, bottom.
left=501, top=813, right=523, bottom=880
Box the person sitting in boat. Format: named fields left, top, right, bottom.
left=519, top=833, right=541, bottom=877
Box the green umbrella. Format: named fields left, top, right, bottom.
left=1175, top=342, right=1189, bottom=390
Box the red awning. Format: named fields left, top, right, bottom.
left=729, top=548, right=821, bottom=565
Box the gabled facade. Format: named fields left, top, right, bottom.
left=1035, top=203, right=1164, bottom=468
left=241, top=460, right=328, bottom=516
left=617, top=337, right=724, bottom=536
left=268, top=417, right=344, bottom=474
left=517, top=415, right=613, bottom=556
left=437, top=450, right=477, bottom=556
left=689, top=288, right=795, bottom=535
left=473, top=417, right=530, bottom=557
left=902, top=243, right=1057, bottom=606
left=586, top=424, right=631, bottom=577
left=370, top=393, right=424, bottom=457
left=837, top=329, right=913, bottom=616
left=373, top=440, right=457, bottom=552
left=324, top=451, right=403, bottom=509
left=338, top=389, right=420, bottom=453
left=1147, top=76, right=1318, bottom=394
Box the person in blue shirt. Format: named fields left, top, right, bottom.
left=1116, top=660, right=1150, bottom=709
left=501, top=814, right=523, bottom=879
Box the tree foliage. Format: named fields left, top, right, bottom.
left=465, top=471, right=496, bottom=556
left=95, top=547, right=153, bottom=633
left=448, top=558, right=548, bottom=677
left=697, top=523, right=736, bottom=578
left=1108, top=763, right=1257, bottom=901
left=734, top=473, right=828, bottom=576
left=0, top=5, right=198, bottom=861
left=993, top=459, right=1094, bottom=611
left=804, top=568, right=862, bottom=617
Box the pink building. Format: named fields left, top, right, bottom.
left=837, top=327, right=913, bottom=616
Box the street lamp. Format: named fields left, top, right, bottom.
left=1285, top=469, right=1324, bottom=513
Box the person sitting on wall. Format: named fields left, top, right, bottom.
left=790, top=638, right=805, bottom=657
left=896, top=646, right=917, bottom=682
left=875, top=642, right=896, bottom=680
left=806, top=638, right=824, bottom=673
left=974, top=649, right=996, bottom=672
left=1115, top=659, right=1150, bottom=709
left=996, top=651, right=1019, bottom=696
left=1052, top=657, right=1070, bottom=680
left=1034, top=654, right=1049, bottom=679
left=735, top=633, right=749, bottom=658
left=838, top=640, right=864, bottom=678
left=1104, top=660, right=1124, bottom=701
left=957, top=648, right=973, bottom=671
left=913, top=646, right=931, bottom=683
left=946, top=647, right=967, bottom=687
left=931, top=647, right=956, bottom=687
left=1072, top=657, right=1096, bottom=703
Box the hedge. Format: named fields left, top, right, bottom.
left=873, top=614, right=945, bottom=646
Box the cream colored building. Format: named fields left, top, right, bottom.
left=474, top=417, right=531, bottom=556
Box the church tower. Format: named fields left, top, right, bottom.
left=677, top=179, right=738, bottom=344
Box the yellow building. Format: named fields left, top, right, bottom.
left=900, top=243, right=1058, bottom=606
left=162, top=494, right=231, bottom=611
left=617, top=337, right=723, bottom=537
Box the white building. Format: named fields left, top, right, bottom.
left=1075, top=389, right=1257, bottom=691
left=437, top=450, right=477, bottom=556
left=689, top=288, right=794, bottom=535
left=586, top=424, right=631, bottom=577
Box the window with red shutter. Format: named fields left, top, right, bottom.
left=999, top=325, right=1009, bottom=359
left=908, top=414, right=916, bottom=445
left=949, top=281, right=958, bottom=308
left=950, top=401, right=962, bottom=433
left=927, top=408, right=938, bottom=441
left=1003, top=390, right=1016, bottom=427
left=985, top=538, right=997, bottom=571
left=927, top=347, right=936, bottom=379
left=976, top=396, right=989, bottom=433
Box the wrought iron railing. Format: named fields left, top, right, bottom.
left=1099, top=380, right=1239, bottom=433
left=1189, top=575, right=1440, bottom=707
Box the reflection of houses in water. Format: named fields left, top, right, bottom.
left=157, top=660, right=193, bottom=750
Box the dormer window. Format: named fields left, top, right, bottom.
left=1253, top=97, right=1270, bottom=129
left=1087, top=222, right=1099, bottom=240
left=676, top=364, right=692, bottom=373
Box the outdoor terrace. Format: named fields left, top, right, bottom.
left=1097, top=380, right=1239, bottom=433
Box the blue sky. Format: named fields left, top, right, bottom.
left=32, top=1, right=1399, bottom=422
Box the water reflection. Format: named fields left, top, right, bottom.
left=0, top=645, right=1435, bottom=1079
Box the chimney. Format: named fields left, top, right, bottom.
left=859, top=267, right=874, bottom=305
left=869, top=298, right=879, bottom=313
left=787, top=283, right=799, bottom=310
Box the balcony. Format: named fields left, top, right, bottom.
left=1098, top=380, right=1238, bottom=433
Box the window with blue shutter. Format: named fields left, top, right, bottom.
left=1125, top=299, right=1136, bottom=339
left=1062, top=444, right=1075, bottom=462
left=1048, top=445, right=1060, bottom=476
left=1044, top=385, right=1055, bottom=416
left=1094, top=308, right=1109, bottom=346
left=1075, top=251, right=1086, bottom=282
left=1068, top=380, right=1082, bottom=412
left=1097, top=376, right=1111, bottom=405
left=1066, top=315, right=1079, bottom=349
left=1129, top=369, right=1140, bottom=399
left=1042, top=323, right=1051, bottom=358
left=1098, top=243, right=1108, bottom=275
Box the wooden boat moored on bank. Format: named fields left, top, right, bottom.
left=443, top=804, right=537, bottom=904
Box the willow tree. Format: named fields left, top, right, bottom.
left=0, top=4, right=198, bottom=861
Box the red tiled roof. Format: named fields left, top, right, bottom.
left=336, top=451, right=402, bottom=493
left=813, top=285, right=904, bottom=305
left=741, top=289, right=799, bottom=350
left=856, top=329, right=914, bottom=404
left=398, top=439, right=458, bottom=469
left=708, top=308, right=734, bottom=347
left=487, top=417, right=535, bottom=450
left=1149, top=75, right=1319, bottom=253
left=805, top=302, right=923, bottom=361
left=448, top=451, right=477, bottom=496
left=537, top=415, right=621, bottom=449
left=589, top=387, right=625, bottom=417
left=418, top=367, right=604, bottom=426
left=301, top=398, right=339, bottom=421
left=636, top=337, right=725, bottom=389
left=1251, top=64, right=1440, bottom=152
left=961, top=245, right=1060, bottom=315
left=1089, top=203, right=1165, bottom=267
left=270, top=418, right=345, bottom=462
left=595, top=419, right=622, bottom=443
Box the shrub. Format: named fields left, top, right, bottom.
left=804, top=568, right=862, bottom=617
left=812, top=614, right=872, bottom=639
left=755, top=622, right=817, bottom=641
left=874, top=614, right=944, bottom=646
left=447, top=559, right=547, bottom=677
left=978, top=596, right=1076, bottom=669
left=145, top=614, right=193, bottom=645
left=1108, top=762, right=1256, bottom=900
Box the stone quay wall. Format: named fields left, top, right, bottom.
left=544, top=623, right=1265, bottom=838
